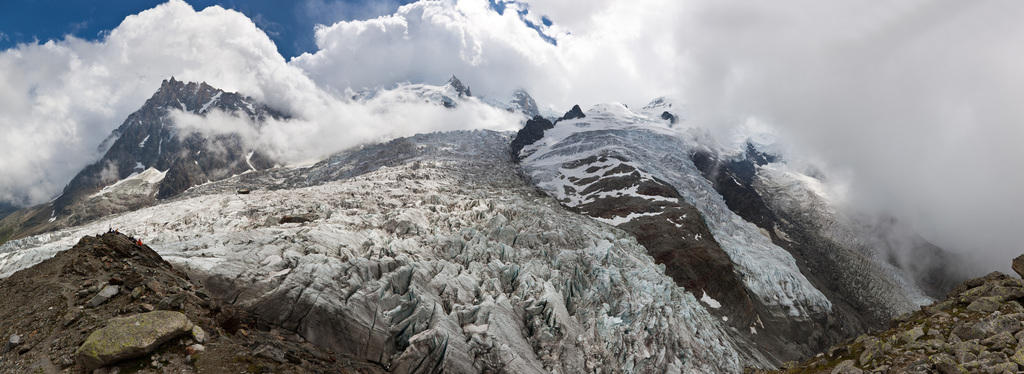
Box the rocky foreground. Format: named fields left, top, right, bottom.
left=754, top=256, right=1024, bottom=374
left=0, top=232, right=382, bottom=373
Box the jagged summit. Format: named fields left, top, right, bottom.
left=59, top=78, right=282, bottom=206
left=446, top=74, right=472, bottom=97
left=146, top=77, right=282, bottom=120
left=507, top=88, right=539, bottom=117
left=0, top=78, right=284, bottom=242
left=558, top=104, right=585, bottom=122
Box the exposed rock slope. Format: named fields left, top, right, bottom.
left=759, top=260, right=1024, bottom=374
left=0, top=232, right=379, bottom=373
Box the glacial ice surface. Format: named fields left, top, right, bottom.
left=0, top=130, right=764, bottom=372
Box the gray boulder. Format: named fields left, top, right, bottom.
left=831, top=360, right=863, bottom=374
left=75, top=311, right=194, bottom=369
left=1013, top=254, right=1024, bottom=278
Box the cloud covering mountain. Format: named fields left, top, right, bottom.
left=1, top=0, right=1023, bottom=270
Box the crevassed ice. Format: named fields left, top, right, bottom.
left=0, top=130, right=769, bottom=372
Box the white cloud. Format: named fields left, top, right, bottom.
left=0, top=0, right=307, bottom=205
left=665, top=1, right=1024, bottom=270
left=170, top=89, right=521, bottom=166
left=291, top=0, right=685, bottom=110
left=0, top=0, right=521, bottom=205
left=292, top=0, right=562, bottom=98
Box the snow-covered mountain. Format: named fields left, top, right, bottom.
left=0, top=78, right=283, bottom=243
left=0, top=78, right=965, bottom=372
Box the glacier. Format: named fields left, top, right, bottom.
left=0, top=130, right=773, bottom=372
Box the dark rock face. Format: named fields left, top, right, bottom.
left=447, top=75, right=472, bottom=97
left=693, top=141, right=968, bottom=365
left=55, top=77, right=283, bottom=213
left=509, top=104, right=588, bottom=161
left=661, top=111, right=677, bottom=124
left=510, top=116, right=555, bottom=160
left=692, top=144, right=893, bottom=343
left=279, top=215, right=317, bottom=224
left=691, top=144, right=780, bottom=234
left=559, top=104, right=585, bottom=121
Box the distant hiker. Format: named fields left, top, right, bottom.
left=136, top=239, right=143, bottom=246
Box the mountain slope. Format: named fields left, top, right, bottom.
left=761, top=267, right=1024, bottom=374
left=513, top=102, right=938, bottom=363
left=0, top=202, right=15, bottom=221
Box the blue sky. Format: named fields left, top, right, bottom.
left=0, top=0, right=414, bottom=59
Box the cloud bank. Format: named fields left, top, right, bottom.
left=1, top=0, right=1022, bottom=270
left=0, top=0, right=520, bottom=205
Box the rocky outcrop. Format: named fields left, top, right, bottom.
left=660, top=111, right=677, bottom=124
left=447, top=75, right=472, bottom=97
left=0, top=232, right=381, bottom=373
left=559, top=104, right=585, bottom=121
left=278, top=214, right=317, bottom=224
left=1012, top=254, right=1024, bottom=279
left=510, top=116, right=554, bottom=160
left=759, top=267, right=1024, bottom=373
left=510, top=104, right=589, bottom=160
left=508, top=89, right=540, bottom=117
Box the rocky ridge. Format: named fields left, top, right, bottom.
left=0, top=232, right=380, bottom=373
left=758, top=255, right=1024, bottom=373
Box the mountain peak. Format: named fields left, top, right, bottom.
left=49, top=79, right=284, bottom=218
left=446, top=75, right=471, bottom=97
left=558, top=104, right=585, bottom=122
left=509, top=89, right=539, bottom=117
left=158, top=76, right=185, bottom=93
